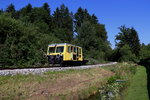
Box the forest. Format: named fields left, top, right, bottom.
left=0, top=3, right=150, bottom=68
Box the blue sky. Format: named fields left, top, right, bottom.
left=0, top=0, right=150, bottom=48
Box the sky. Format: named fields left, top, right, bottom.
left=0, top=0, right=150, bottom=48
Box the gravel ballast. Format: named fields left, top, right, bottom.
left=0, top=62, right=117, bottom=76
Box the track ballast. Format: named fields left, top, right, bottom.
left=0, top=62, right=117, bottom=76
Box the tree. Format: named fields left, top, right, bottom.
left=0, top=14, right=59, bottom=67
left=18, top=4, right=32, bottom=21
left=30, top=7, right=49, bottom=23
left=5, top=4, right=16, bottom=18
left=6, top=4, right=15, bottom=13
left=140, top=43, right=150, bottom=59
left=74, top=7, right=111, bottom=60
left=41, top=3, right=52, bottom=31
left=52, top=4, right=73, bottom=42
left=0, top=3, right=114, bottom=67
left=0, top=9, right=3, bottom=15
left=0, top=15, right=37, bottom=66
left=42, top=3, right=50, bottom=15
left=91, top=14, right=98, bottom=24
left=130, top=27, right=141, bottom=56
left=19, top=4, right=32, bottom=16
left=118, top=45, right=136, bottom=62
left=115, top=25, right=141, bottom=56
left=74, top=7, right=91, bottom=31
left=76, top=21, right=98, bottom=57
left=95, top=24, right=108, bottom=42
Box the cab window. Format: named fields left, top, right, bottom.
left=71, top=46, right=73, bottom=52
left=49, top=47, right=55, bottom=53
left=78, top=48, right=81, bottom=54
left=56, top=46, right=64, bottom=53
left=68, top=46, right=71, bottom=53
left=74, top=47, right=77, bottom=53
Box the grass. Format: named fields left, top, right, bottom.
left=87, top=63, right=138, bottom=100
left=124, top=66, right=149, bottom=100
left=0, top=63, right=145, bottom=100
left=0, top=66, right=114, bottom=100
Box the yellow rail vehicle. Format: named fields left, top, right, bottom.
left=47, top=43, right=87, bottom=66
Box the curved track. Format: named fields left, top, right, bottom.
left=0, top=62, right=117, bottom=76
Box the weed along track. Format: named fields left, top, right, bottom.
left=0, top=63, right=141, bottom=100
left=0, top=62, right=117, bottom=76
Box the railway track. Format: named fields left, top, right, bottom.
left=0, top=62, right=117, bottom=76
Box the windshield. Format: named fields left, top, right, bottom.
left=56, top=46, right=64, bottom=53
left=49, top=47, right=55, bottom=53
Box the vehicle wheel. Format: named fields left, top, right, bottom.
left=59, top=57, right=64, bottom=67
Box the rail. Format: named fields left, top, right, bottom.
left=0, top=62, right=117, bottom=76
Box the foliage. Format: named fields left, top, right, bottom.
left=74, top=7, right=91, bottom=31
left=139, top=43, right=150, bottom=60
left=76, top=21, right=97, bottom=51
left=111, top=25, right=142, bottom=62
left=0, top=14, right=60, bottom=67
left=118, top=45, right=137, bottom=62
left=1, top=3, right=150, bottom=67
left=0, top=3, right=112, bottom=67
left=115, top=25, right=141, bottom=56
left=5, top=3, right=16, bottom=18
left=89, top=63, right=138, bottom=100
left=52, top=4, right=73, bottom=42
left=74, top=7, right=111, bottom=61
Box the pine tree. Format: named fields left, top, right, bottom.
left=42, top=3, right=50, bottom=15
left=30, top=7, right=49, bottom=23
left=6, top=4, right=15, bottom=13
left=52, top=4, right=73, bottom=42
left=74, top=7, right=111, bottom=60
left=77, top=21, right=97, bottom=51
left=74, top=7, right=91, bottom=31
left=0, top=9, right=3, bottom=15
left=91, top=14, right=98, bottom=24
left=130, top=27, right=141, bottom=56
left=6, top=4, right=16, bottom=18
left=95, top=24, right=107, bottom=41
left=19, top=4, right=32, bottom=21
left=42, top=3, right=52, bottom=31
left=20, top=4, right=32, bottom=16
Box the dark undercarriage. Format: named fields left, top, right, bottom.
left=47, top=55, right=88, bottom=66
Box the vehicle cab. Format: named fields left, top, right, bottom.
left=47, top=43, right=84, bottom=65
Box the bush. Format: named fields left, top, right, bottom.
left=0, top=15, right=60, bottom=67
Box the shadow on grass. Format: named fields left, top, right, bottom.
left=139, top=57, right=150, bottom=99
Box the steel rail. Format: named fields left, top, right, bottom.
left=0, top=62, right=117, bottom=76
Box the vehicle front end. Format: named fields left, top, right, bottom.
left=47, top=44, right=64, bottom=65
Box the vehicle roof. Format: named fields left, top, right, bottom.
left=48, top=43, right=81, bottom=48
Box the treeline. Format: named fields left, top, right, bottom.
left=0, top=3, right=150, bottom=67
left=110, top=25, right=150, bottom=62
left=0, top=3, right=111, bottom=67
